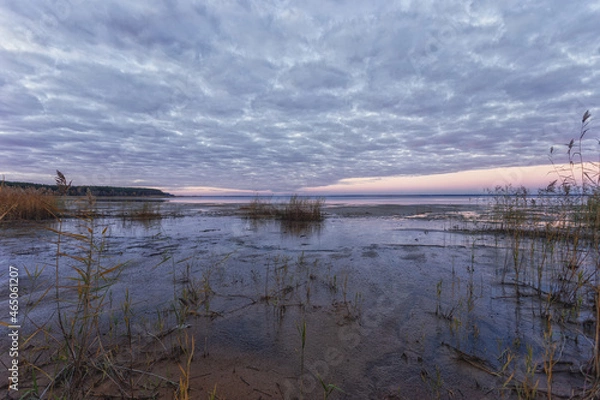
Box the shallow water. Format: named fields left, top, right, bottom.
left=167, top=194, right=489, bottom=206
left=0, top=200, right=595, bottom=398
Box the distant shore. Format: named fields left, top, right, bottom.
left=2, top=180, right=173, bottom=197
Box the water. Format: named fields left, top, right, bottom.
left=0, top=199, right=594, bottom=398
left=168, top=194, right=490, bottom=206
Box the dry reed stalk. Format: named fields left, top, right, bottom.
left=0, top=186, right=60, bottom=220
left=175, top=333, right=195, bottom=400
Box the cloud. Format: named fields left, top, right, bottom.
left=0, top=0, right=599, bottom=193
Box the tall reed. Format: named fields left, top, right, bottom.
left=486, top=111, right=600, bottom=396
left=548, top=111, right=600, bottom=382
left=17, top=173, right=131, bottom=398
left=45, top=204, right=126, bottom=397
left=0, top=185, right=60, bottom=220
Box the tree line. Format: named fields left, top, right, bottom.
left=2, top=181, right=173, bottom=198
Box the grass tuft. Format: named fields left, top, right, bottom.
left=242, top=194, right=325, bottom=222
left=281, top=194, right=325, bottom=222
left=240, top=195, right=277, bottom=218
left=127, top=201, right=163, bottom=220
left=0, top=184, right=60, bottom=220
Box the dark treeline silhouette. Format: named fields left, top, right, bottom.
left=2, top=181, right=172, bottom=197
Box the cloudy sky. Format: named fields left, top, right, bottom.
left=1, top=0, right=599, bottom=195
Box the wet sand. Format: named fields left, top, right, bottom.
left=0, top=200, right=594, bottom=399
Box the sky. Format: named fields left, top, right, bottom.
left=1, top=0, right=599, bottom=195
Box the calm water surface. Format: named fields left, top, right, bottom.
left=168, top=194, right=490, bottom=206
left=0, top=198, right=594, bottom=398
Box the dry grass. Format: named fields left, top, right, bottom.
left=0, top=185, right=60, bottom=220
left=242, top=194, right=325, bottom=222
left=280, top=194, right=325, bottom=222
left=124, top=201, right=163, bottom=220
left=240, top=195, right=277, bottom=219
left=174, top=333, right=195, bottom=400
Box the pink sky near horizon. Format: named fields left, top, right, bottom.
left=168, top=163, right=561, bottom=196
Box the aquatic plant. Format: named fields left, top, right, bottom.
left=124, top=200, right=163, bottom=220
left=54, top=169, right=72, bottom=195
left=242, top=194, right=325, bottom=222
left=242, top=194, right=277, bottom=218
left=477, top=111, right=600, bottom=397
left=420, top=365, right=444, bottom=400
left=297, top=319, right=307, bottom=376
left=49, top=213, right=127, bottom=397
left=280, top=194, right=325, bottom=222
left=14, top=174, right=184, bottom=398
left=0, top=185, right=60, bottom=220
left=539, top=111, right=600, bottom=388
left=16, top=198, right=129, bottom=398
left=317, top=375, right=343, bottom=399
left=174, top=332, right=195, bottom=400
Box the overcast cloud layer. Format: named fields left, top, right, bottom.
left=1, top=0, right=599, bottom=193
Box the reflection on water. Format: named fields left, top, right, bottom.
left=279, top=220, right=323, bottom=237
left=115, top=215, right=164, bottom=231
left=245, top=217, right=324, bottom=238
